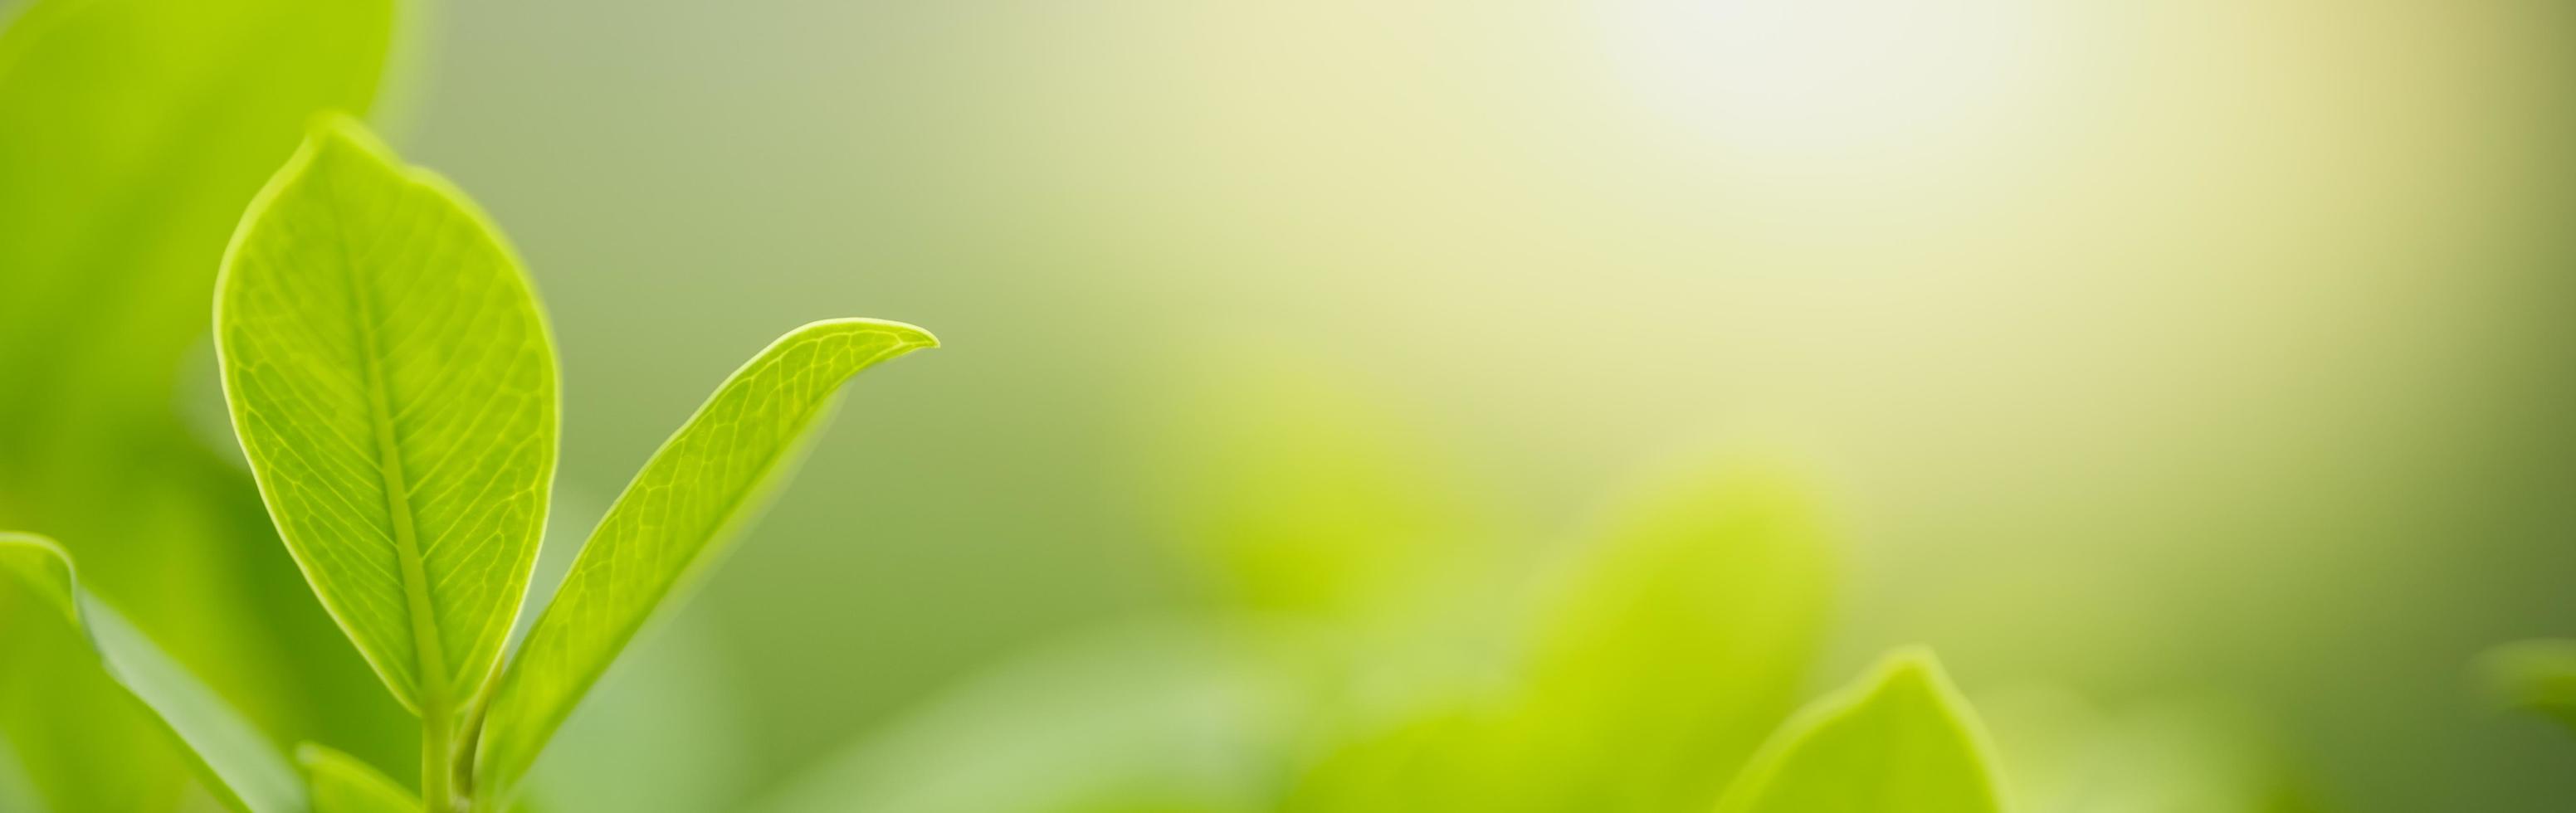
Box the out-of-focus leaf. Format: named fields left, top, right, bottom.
left=2480, top=639, right=2576, bottom=734
left=216, top=114, right=559, bottom=714
left=0, top=0, right=407, bottom=771
left=1715, top=649, right=2007, bottom=813
left=299, top=743, right=417, bottom=813
left=0, top=584, right=195, bottom=812
left=476, top=319, right=935, bottom=804
left=745, top=621, right=1288, bottom=813
left=0, top=533, right=304, bottom=813
left=1279, top=698, right=1501, bottom=813
left=1495, top=463, right=1835, bottom=811
left=0, top=0, right=391, bottom=471
left=1143, top=361, right=1476, bottom=616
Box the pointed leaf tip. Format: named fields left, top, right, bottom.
left=475, top=317, right=933, bottom=803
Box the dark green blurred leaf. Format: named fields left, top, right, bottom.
left=0, top=533, right=304, bottom=812
left=2480, top=639, right=2576, bottom=734
left=1715, top=649, right=2006, bottom=813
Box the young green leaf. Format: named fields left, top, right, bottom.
left=1715, top=649, right=2008, bottom=813
left=476, top=318, right=936, bottom=802
left=299, top=743, right=419, bottom=813
left=214, top=114, right=559, bottom=718
left=0, top=532, right=305, bottom=813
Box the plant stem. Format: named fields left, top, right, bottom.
left=422, top=699, right=453, bottom=812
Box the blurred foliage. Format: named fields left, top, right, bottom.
left=5, top=0, right=2574, bottom=810
left=0, top=533, right=303, bottom=811
left=0, top=0, right=414, bottom=792
left=2481, top=640, right=2576, bottom=735
left=752, top=372, right=2311, bottom=813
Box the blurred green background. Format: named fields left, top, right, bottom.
left=6, top=0, right=2576, bottom=811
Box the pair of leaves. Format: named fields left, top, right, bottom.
left=212, top=116, right=934, bottom=808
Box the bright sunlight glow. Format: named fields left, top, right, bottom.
left=1600, top=0, right=2049, bottom=164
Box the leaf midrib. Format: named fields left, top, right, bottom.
left=322, top=161, right=452, bottom=707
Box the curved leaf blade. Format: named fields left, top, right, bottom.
left=476, top=318, right=936, bottom=801
left=1716, top=649, right=2008, bottom=813
left=298, top=743, right=418, bottom=813
left=215, top=114, right=559, bottom=713
left=0, top=532, right=305, bottom=813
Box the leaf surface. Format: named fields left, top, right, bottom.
left=215, top=115, right=559, bottom=713
left=299, top=743, right=419, bottom=813
left=476, top=318, right=935, bottom=801
left=0, top=532, right=305, bottom=813
left=1715, top=649, right=2008, bottom=813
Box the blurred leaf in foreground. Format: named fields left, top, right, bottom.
left=1716, top=649, right=2007, bottom=813
left=0, top=532, right=302, bottom=812
left=1498, top=462, right=1836, bottom=811
left=300, top=742, right=417, bottom=813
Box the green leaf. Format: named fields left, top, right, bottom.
left=214, top=114, right=559, bottom=716
left=2479, top=639, right=2576, bottom=734
left=476, top=318, right=936, bottom=802
left=1495, top=462, right=1835, bottom=811
left=299, top=743, right=418, bottom=813
left=1715, top=649, right=2008, bottom=813
left=0, top=532, right=305, bottom=813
